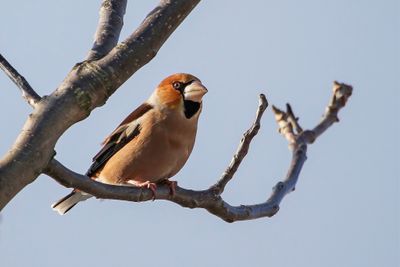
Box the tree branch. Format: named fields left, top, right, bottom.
left=285, top=103, right=303, bottom=134
left=45, top=158, right=280, bottom=222
left=90, top=0, right=201, bottom=95
left=86, top=0, right=127, bottom=60
left=0, top=53, right=41, bottom=107
left=310, top=81, right=353, bottom=142
left=45, top=84, right=352, bottom=222
left=0, top=0, right=200, bottom=210
left=210, top=94, right=268, bottom=195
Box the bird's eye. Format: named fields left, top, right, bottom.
left=173, top=82, right=182, bottom=90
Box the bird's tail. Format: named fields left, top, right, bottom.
left=51, top=191, right=92, bottom=215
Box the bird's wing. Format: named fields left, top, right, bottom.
left=85, top=103, right=153, bottom=177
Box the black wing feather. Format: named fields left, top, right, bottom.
left=86, top=125, right=140, bottom=176
left=85, top=103, right=153, bottom=177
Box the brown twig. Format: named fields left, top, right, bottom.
left=0, top=53, right=41, bottom=107
left=211, top=94, right=268, bottom=195
left=271, top=105, right=297, bottom=145
left=267, top=81, right=353, bottom=207
left=286, top=103, right=303, bottom=134
left=310, top=81, right=353, bottom=142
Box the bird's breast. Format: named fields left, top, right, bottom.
left=97, top=108, right=200, bottom=184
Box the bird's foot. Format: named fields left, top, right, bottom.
left=127, top=180, right=157, bottom=200
left=160, top=180, right=177, bottom=196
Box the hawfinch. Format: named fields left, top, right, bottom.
left=52, top=73, right=207, bottom=215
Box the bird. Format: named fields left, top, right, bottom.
left=52, top=73, right=208, bottom=215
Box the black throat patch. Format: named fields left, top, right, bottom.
left=184, top=100, right=201, bottom=119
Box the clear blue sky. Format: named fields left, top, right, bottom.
left=0, top=1, right=398, bottom=266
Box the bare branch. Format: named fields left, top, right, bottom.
left=0, top=53, right=41, bottom=107
left=92, top=0, right=201, bottom=94
left=285, top=103, right=303, bottom=134
left=45, top=84, right=352, bottom=222
left=271, top=105, right=297, bottom=145
left=86, top=0, right=127, bottom=60
left=45, top=158, right=281, bottom=223
left=310, top=81, right=353, bottom=142
left=268, top=81, right=353, bottom=209
left=211, top=94, right=268, bottom=195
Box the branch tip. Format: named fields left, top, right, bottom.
left=211, top=93, right=268, bottom=195
left=259, top=93, right=268, bottom=109
left=332, top=81, right=353, bottom=106
left=285, top=103, right=303, bottom=133
left=0, top=53, right=41, bottom=107
left=271, top=105, right=284, bottom=120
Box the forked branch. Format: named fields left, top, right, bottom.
left=45, top=82, right=352, bottom=222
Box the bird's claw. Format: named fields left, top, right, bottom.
left=146, top=183, right=157, bottom=201
left=167, top=180, right=177, bottom=196
left=160, top=180, right=177, bottom=196
left=128, top=180, right=157, bottom=200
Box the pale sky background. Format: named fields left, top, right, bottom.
left=0, top=1, right=398, bottom=267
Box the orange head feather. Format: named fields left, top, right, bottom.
left=151, top=73, right=205, bottom=108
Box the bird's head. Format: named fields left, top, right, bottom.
left=149, top=73, right=208, bottom=118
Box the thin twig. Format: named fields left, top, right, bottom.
left=310, top=81, right=353, bottom=142
left=286, top=103, right=303, bottom=134
left=271, top=105, right=296, bottom=145
left=211, top=94, right=268, bottom=195
left=269, top=81, right=353, bottom=205
left=86, top=0, right=127, bottom=60
left=0, top=53, right=41, bottom=107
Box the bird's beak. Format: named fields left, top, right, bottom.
left=183, top=81, right=208, bottom=102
